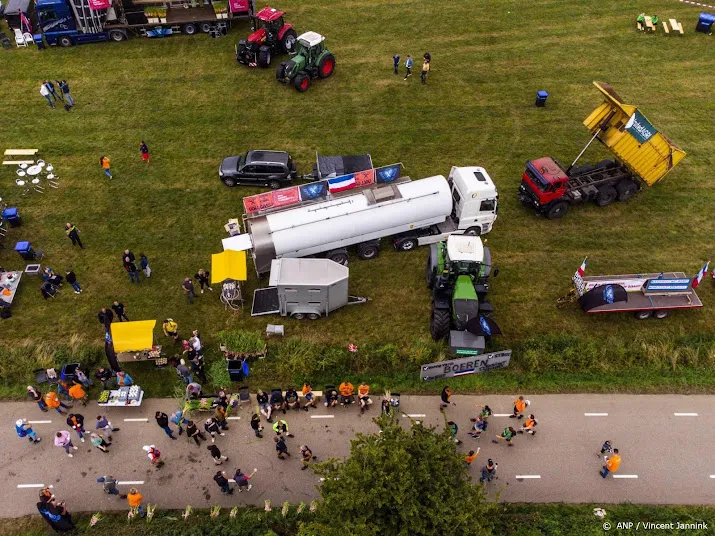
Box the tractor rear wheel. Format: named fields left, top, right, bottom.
left=616, top=179, right=638, bottom=201
left=546, top=201, right=569, bottom=219
left=280, top=29, right=297, bottom=53
left=258, top=46, right=271, bottom=68
left=318, top=53, right=336, bottom=78
left=294, top=72, right=310, bottom=92
left=430, top=306, right=450, bottom=341
left=595, top=186, right=617, bottom=207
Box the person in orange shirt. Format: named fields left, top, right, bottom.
left=464, top=447, right=480, bottom=466
left=600, top=448, right=621, bottom=478
left=517, top=414, right=538, bottom=436
left=44, top=391, right=70, bottom=414
left=301, top=383, right=316, bottom=410
left=68, top=382, right=87, bottom=406
left=357, top=382, right=372, bottom=413
left=99, top=156, right=112, bottom=180
left=509, top=396, right=529, bottom=419
left=339, top=381, right=354, bottom=406
left=127, top=488, right=145, bottom=517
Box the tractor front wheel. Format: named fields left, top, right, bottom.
left=318, top=53, right=336, bottom=79
left=430, top=307, right=450, bottom=341
left=294, top=72, right=310, bottom=92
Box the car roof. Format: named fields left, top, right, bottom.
left=246, top=150, right=289, bottom=165
left=256, top=6, right=284, bottom=21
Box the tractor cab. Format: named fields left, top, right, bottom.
left=248, top=6, right=285, bottom=44
left=237, top=5, right=296, bottom=67
left=520, top=156, right=569, bottom=208
left=291, top=31, right=325, bottom=61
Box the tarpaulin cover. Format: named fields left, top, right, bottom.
left=211, top=250, right=248, bottom=284
left=110, top=320, right=156, bottom=352
left=316, top=154, right=373, bottom=179
left=578, top=284, right=628, bottom=312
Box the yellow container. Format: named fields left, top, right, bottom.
left=583, top=82, right=686, bottom=186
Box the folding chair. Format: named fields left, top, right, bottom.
left=13, top=29, right=27, bottom=48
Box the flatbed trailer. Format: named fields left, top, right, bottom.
left=577, top=271, right=702, bottom=319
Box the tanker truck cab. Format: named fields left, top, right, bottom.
left=448, top=166, right=498, bottom=237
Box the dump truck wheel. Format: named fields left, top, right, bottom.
left=258, top=46, right=271, bottom=68
left=634, top=310, right=652, bottom=320
left=318, top=53, right=336, bottom=78
left=595, top=186, right=617, bottom=207
left=430, top=307, right=450, bottom=341
left=294, top=72, right=310, bottom=92
left=546, top=201, right=568, bottom=219
left=281, top=29, right=297, bottom=53
left=654, top=310, right=669, bottom=319
left=616, top=179, right=638, bottom=201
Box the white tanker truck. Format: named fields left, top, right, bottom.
left=236, top=166, right=499, bottom=275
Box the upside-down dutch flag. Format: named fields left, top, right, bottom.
left=691, top=261, right=709, bottom=289
left=327, top=174, right=356, bottom=193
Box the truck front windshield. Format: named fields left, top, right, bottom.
left=525, top=168, right=549, bottom=192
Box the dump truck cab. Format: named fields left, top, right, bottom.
left=448, top=166, right=498, bottom=236
left=520, top=156, right=569, bottom=208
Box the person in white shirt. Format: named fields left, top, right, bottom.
left=40, top=81, right=55, bottom=108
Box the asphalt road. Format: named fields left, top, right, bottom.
left=3, top=394, right=713, bottom=517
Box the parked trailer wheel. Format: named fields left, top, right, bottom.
left=546, top=201, right=569, bottom=219
left=317, top=53, right=336, bottom=78
left=357, top=244, right=379, bottom=260
left=327, top=249, right=349, bottom=265
left=595, top=186, right=617, bottom=207
left=200, top=22, right=212, bottom=33
left=634, top=310, right=652, bottom=320
left=294, top=72, right=310, bottom=92
left=308, top=313, right=320, bottom=320
left=395, top=237, right=418, bottom=252
left=183, top=23, right=197, bottom=35
left=58, top=36, right=73, bottom=47
left=292, top=313, right=305, bottom=320
left=109, top=30, right=126, bottom=42
left=616, top=179, right=638, bottom=202
left=430, top=307, right=450, bottom=341
left=258, top=45, right=271, bottom=68
left=654, top=310, right=670, bottom=319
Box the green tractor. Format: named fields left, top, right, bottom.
left=276, top=31, right=336, bottom=92
left=426, top=235, right=500, bottom=355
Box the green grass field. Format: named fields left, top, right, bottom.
left=1, top=0, right=714, bottom=394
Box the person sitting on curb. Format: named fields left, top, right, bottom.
left=302, top=383, right=316, bottom=410
left=285, top=387, right=300, bottom=410
left=339, top=381, right=354, bottom=407
left=257, top=389, right=273, bottom=422
left=325, top=386, right=339, bottom=408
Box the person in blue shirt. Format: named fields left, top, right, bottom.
left=116, top=371, right=133, bottom=386
left=170, top=409, right=188, bottom=435
left=392, top=53, right=400, bottom=75
left=16, top=419, right=41, bottom=444
left=404, top=55, right=413, bottom=80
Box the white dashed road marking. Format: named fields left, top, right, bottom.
left=28, top=420, right=52, bottom=424
left=613, top=475, right=639, bottom=479
left=515, top=475, right=541, bottom=479
left=117, top=481, right=145, bottom=485
left=584, top=413, right=608, bottom=417
left=227, top=416, right=241, bottom=420
left=311, top=415, right=334, bottom=419
left=403, top=414, right=426, bottom=418
left=123, top=418, right=149, bottom=422
left=673, top=413, right=698, bottom=417
left=493, top=414, right=512, bottom=417
left=17, top=484, right=51, bottom=488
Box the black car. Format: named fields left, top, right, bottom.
left=219, top=150, right=297, bottom=189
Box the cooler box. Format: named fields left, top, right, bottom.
left=227, top=359, right=249, bottom=381
left=2, top=207, right=22, bottom=227
left=535, top=90, right=549, bottom=107
left=14, top=241, right=35, bottom=260
left=695, top=12, right=715, bottom=33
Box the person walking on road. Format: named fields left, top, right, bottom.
left=195, top=269, right=212, bottom=293
left=143, top=445, right=164, bottom=468
left=597, top=439, right=614, bottom=458
left=392, top=53, right=400, bottom=75
left=214, top=470, right=233, bottom=494
left=97, top=476, right=124, bottom=497
left=517, top=414, right=538, bottom=435
left=155, top=412, right=177, bottom=440
left=68, top=382, right=88, bottom=406
left=205, top=417, right=225, bottom=443
left=64, top=223, right=84, bottom=249
left=468, top=416, right=488, bottom=439
left=40, top=81, right=55, bottom=108
left=440, top=386, right=455, bottom=410
left=100, top=156, right=112, bottom=180
left=479, top=459, right=498, bottom=483
left=250, top=413, right=263, bottom=438
left=403, top=55, right=413, bottom=80
left=214, top=404, right=229, bottom=430
left=90, top=432, right=111, bottom=453
left=139, top=141, right=150, bottom=164
left=233, top=468, right=257, bottom=492
left=111, top=301, right=129, bottom=322
left=300, top=445, right=317, bottom=470
left=27, top=385, right=49, bottom=412
left=492, top=426, right=516, bottom=447
left=16, top=419, right=41, bottom=444
left=275, top=436, right=290, bottom=459
left=162, top=319, right=180, bottom=343
left=302, top=383, right=316, bottom=410
left=510, top=396, right=529, bottom=419
left=273, top=419, right=294, bottom=438
left=600, top=448, right=621, bottom=478
left=186, top=420, right=207, bottom=445
left=465, top=448, right=480, bottom=466
left=170, top=410, right=187, bottom=435
left=139, top=253, right=151, bottom=278
left=207, top=444, right=228, bottom=465
left=447, top=421, right=462, bottom=445
left=127, top=488, right=145, bottom=516
left=66, top=413, right=87, bottom=442
left=96, top=415, right=119, bottom=441
left=45, top=391, right=70, bottom=414
left=182, top=277, right=196, bottom=304
left=55, top=430, right=78, bottom=457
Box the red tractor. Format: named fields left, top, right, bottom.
left=235, top=6, right=297, bottom=68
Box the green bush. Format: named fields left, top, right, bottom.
left=217, top=330, right=265, bottom=353
left=207, top=357, right=231, bottom=388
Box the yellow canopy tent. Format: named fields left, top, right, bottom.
left=211, top=250, right=247, bottom=284
left=110, top=320, right=156, bottom=352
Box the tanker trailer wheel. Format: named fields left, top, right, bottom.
left=292, top=313, right=305, bottom=320
left=430, top=306, right=450, bottom=341
left=327, top=249, right=349, bottom=265
left=357, top=243, right=379, bottom=260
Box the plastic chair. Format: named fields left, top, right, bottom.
left=14, top=29, right=27, bottom=48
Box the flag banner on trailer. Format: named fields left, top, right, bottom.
left=578, top=284, right=628, bottom=312
left=328, top=174, right=356, bottom=192
left=625, top=110, right=658, bottom=144
left=353, top=169, right=375, bottom=187
left=229, top=0, right=250, bottom=12
left=299, top=181, right=329, bottom=201
left=375, top=163, right=401, bottom=183
left=243, top=187, right=301, bottom=214
left=88, top=0, right=110, bottom=10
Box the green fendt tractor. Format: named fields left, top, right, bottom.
left=276, top=31, right=336, bottom=92
left=426, top=235, right=500, bottom=355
